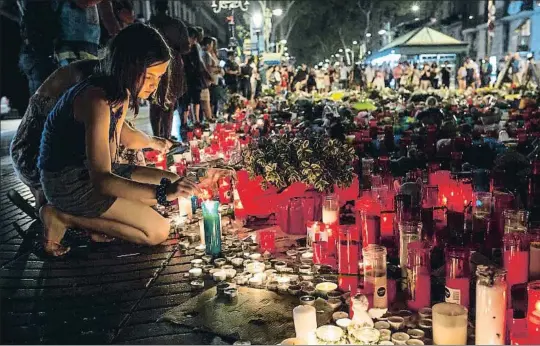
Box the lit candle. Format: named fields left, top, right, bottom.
left=315, top=282, right=338, bottom=297
left=475, top=266, right=507, bottom=345
left=199, top=220, right=205, bottom=245
left=527, top=280, right=540, bottom=340
left=178, top=197, right=193, bottom=221
left=202, top=201, right=222, bottom=257
left=218, top=177, right=232, bottom=204
left=314, top=325, right=346, bottom=344
left=322, top=195, right=339, bottom=225
left=432, top=303, right=468, bottom=345
left=293, top=305, right=317, bottom=342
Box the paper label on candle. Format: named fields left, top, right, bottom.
left=445, top=286, right=462, bottom=305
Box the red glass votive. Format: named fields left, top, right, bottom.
left=527, top=281, right=540, bottom=340
left=258, top=228, right=276, bottom=254
left=492, top=191, right=515, bottom=247
left=338, top=226, right=359, bottom=275
left=193, top=128, right=202, bottom=139
left=504, top=233, right=530, bottom=308
left=313, top=241, right=328, bottom=265
left=325, top=223, right=338, bottom=256
left=357, top=201, right=382, bottom=249
left=218, top=177, right=232, bottom=204
left=338, top=274, right=358, bottom=295
left=186, top=131, right=194, bottom=141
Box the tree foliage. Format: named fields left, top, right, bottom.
left=284, top=0, right=421, bottom=64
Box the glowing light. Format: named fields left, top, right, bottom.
left=252, top=11, right=263, bottom=27
left=353, top=40, right=358, bottom=44
left=412, top=4, right=420, bottom=12
left=378, top=29, right=387, bottom=35
left=272, top=8, right=283, bottom=16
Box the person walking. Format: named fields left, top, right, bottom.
left=440, top=61, right=451, bottom=89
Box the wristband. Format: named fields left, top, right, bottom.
left=156, top=178, right=172, bottom=206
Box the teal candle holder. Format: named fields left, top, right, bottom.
left=202, top=200, right=222, bottom=257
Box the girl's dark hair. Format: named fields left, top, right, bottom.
left=92, top=23, right=172, bottom=115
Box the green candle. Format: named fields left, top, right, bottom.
left=202, top=200, right=222, bottom=257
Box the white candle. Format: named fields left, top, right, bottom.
left=199, top=220, right=205, bottom=245
left=279, top=338, right=306, bottom=345
left=475, top=279, right=506, bottom=344
left=169, top=165, right=178, bottom=174
left=315, top=282, right=337, bottom=295
left=293, top=305, right=317, bottom=342
left=213, top=270, right=226, bottom=282
left=178, top=197, right=193, bottom=220
left=530, top=241, right=540, bottom=280
left=189, top=268, right=202, bottom=278
left=432, top=303, right=468, bottom=345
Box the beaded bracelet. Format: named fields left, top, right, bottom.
left=156, top=178, right=171, bottom=206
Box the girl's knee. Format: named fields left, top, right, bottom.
left=144, top=217, right=170, bottom=245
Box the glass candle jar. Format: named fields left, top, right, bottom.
left=315, top=325, right=347, bottom=345
left=399, top=221, right=422, bottom=278
left=362, top=244, right=388, bottom=309
left=503, top=232, right=530, bottom=308
left=503, top=209, right=529, bottom=234
left=527, top=280, right=540, bottom=340
left=338, top=226, right=359, bottom=275
left=475, top=266, right=507, bottom=345
left=361, top=158, right=375, bottom=189
left=293, top=305, right=317, bottom=343
left=445, top=247, right=470, bottom=310
left=530, top=233, right=540, bottom=281
left=257, top=228, right=276, bottom=254
left=202, top=201, right=222, bottom=257
left=472, top=191, right=492, bottom=248
left=432, top=303, right=468, bottom=345
left=406, top=241, right=432, bottom=311
left=421, top=185, right=439, bottom=242
left=491, top=191, right=515, bottom=249
left=322, top=195, right=339, bottom=226
left=357, top=198, right=381, bottom=248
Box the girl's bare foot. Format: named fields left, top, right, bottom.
left=89, top=232, right=115, bottom=243
left=39, top=205, right=70, bottom=256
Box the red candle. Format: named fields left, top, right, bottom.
left=504, top=233, right=530, bottom=308
left=338, top=226, right=359, bottom=275
left=325, top=223, right=338, bottom=256
left=339, top=275, right=358, bottom=295
left=313, top=241, right=327, bottom=265
left=406, top=241, right=432, bottom=311
left=445, top=248, right=470, bottom=309
left=527, top=281, right=540, bottom=340
left=218, top=177, right=232, bottom=204
left=258, top=228, right=276, bottom=254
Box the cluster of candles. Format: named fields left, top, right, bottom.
left=287, top=164, right=540, bottom=344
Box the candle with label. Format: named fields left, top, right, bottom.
left=445, top=248, right=470, bottom=310
left=363, top=244, right=388, bottom=309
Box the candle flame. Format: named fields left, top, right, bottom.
left=442, top=196, right=448, bottom=205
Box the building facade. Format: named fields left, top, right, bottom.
left=131, top=0, right=228, bottom=45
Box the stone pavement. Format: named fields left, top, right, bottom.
left=0, top=108, right=225, bottom=344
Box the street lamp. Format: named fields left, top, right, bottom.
left=469, top=15, right=474, bottom=19
left=284, top=47, right=288, bottom=51
left=411, top=4, right=420, bottom=12
left=339, top=48, right=343, bottom=53
left=280, top=39, right=287, bottom=44
left=331, top=54, right=335, bottom=58
left=366, top=32, right=372, bottom=38
left=272, top=8, right=283, bottom=16
left=378, top=29, right=387, bottom=35
left=325, top=59, right=330, bottom=63
left=353, top=40, right=358, bottom=45
left=252, top=12, right=263, bottom=28
left=414, top=17, right=420, bottom=21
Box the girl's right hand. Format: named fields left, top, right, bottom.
left=166, top=177, right=201, bottom=200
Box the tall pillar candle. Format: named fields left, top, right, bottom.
left=475, top=265, right=507, bottom=345
left=432, top=303, right=468, bottom=345
left=293, top=305, right=317, bottom=343
left=202, top=200, right=221, bottom=257
left=530, top=233, right=540, bottom=280
left=503, top=232, right=529, bottom=308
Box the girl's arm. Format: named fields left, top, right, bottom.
left=76, top=88, right=160, bottom=202
left=120, top=122, right=171, bottom=152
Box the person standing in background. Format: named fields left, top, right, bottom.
left=480, top=57, right=493, bottom=87
left=430, top=62, right=439, bottom=89
left=201, top=36, right=220, bottom=120
left=224, top=51, right=240, bottom=94
left=338, top=61, right=350, bottom=90
left=440, top=61, right=451, bottom=89
left=99, top=0, right=135, bottom=46
left=149, top=1, right=190, bottom=138
left=55, top=0, right=103, bottom=66
left=238, top=56, right=253, bottom=100
left=392, top=63, right=403, bottom=90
